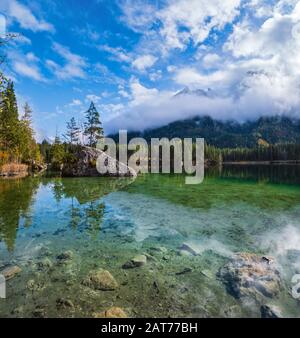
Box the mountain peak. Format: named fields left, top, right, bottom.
left=174, top=87, right=213, bottom=98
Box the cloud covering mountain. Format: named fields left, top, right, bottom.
left=104, top=0, right=300, bottom=133
left=1, top=0, right=300, bottom=138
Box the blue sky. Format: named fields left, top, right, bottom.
left=1, top=0, right=300, bottom=141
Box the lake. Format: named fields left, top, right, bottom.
left=0, top=165, right=300, bottom=317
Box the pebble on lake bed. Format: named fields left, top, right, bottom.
left=178, top=243, right=199, bottom=256
left=0, top=265, right=21, bottom=280
left=82, top=269, right=118, bottom=291
left=122, top=255, right=147, bottom=269
left=56, top=298, right=75, bottom=310
left=36, top=258, right=53, bottom=270
left=260, top=304, right=282, bottom=318
left=56, top=251, right=74, bottom=264
left=93, top=307, right=128, bottom=318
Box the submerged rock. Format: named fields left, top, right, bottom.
left=82, top=269, right=118, bottom=291
left=178, top=243, right=199, bottom=256
left=260, top=304, right=282, bottom=318
left=122, top=255, right=147, bottom=269
left=218, top=253, right=281, bottom=301
left=57, top=251, right=73, bottom=263
left=0, top=265, right=21, bottom=280
left=32, top=306, right=46, bottom=318
left=37, top=258, right=53, bottom=270
left=56, top=298, right=75, bottom=310
left=149, top=246, right=168, bottom=254
left=176, top=267, right=192, bottom=275
left=93, top=307, right=128, bottom=318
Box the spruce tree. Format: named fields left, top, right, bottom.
left=64, top=117, right=80, bottom=144
left=50, top=134, right=65, bottom=169
left=83, top=102, right=103, bottom=147
left=1, top=81, right=20, bottom=159
left=20, top=102, right=36, bottom=163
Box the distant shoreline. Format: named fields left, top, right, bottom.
left=223, top=161, right=300, bottom=165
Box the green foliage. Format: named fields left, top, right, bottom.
left=64, top=117, right=80, bottom=144
left=111, top=115, right=300, bottom=148
left=84, top=101, right=103, bottom=147
left=0, top=80, right=41, bottom=165
left=50, top=136, right=66, bottom=169
left=39, top=139, right=52, bottom=163
left=221, top=144, right=300, bottom=162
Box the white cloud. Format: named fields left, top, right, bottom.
left=14, top=61, right=44, bottom=81
left=0, top=0, right=54, bottom=33
left=10, top=51, right=44, bottom=81
left=106, top=0, right=300, bottom=134
left=129, top=78, right=160, bottom=106
left=69, top=99, right=82, bottom=106
left=101, top=45, right=131, bottom=63
left=46, top=43, right=87, bottom=80
left=118, top=88, right=130, bottom=98
left=119, top=0, right=157, bottom=33
left=202, top=53, right=221, bottom=68
left=26, top=52, right=39, bottom=62
left=120, top=0, right=241, bottom=53
left=132, top=54, right=158, bottom=71
left=86, top=94, right=101, bottom=103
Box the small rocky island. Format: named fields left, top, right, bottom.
left=61, top=146, right=136, bottom=178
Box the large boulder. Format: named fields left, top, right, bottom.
left=62, top=146, right=136, bottom=177
left=218, top=253, right=281, bottom=301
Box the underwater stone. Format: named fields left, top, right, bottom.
left=178, top=243, right=199, bottom=256
left=93, top=307, right=128, bottom=318
left=57, top=250, right=74, bottom=262
left=176, top=267, right=192, bottom=275
left=149, top=246, right=168, bottom=254
left=178, top=249, right=193, bottom=257
left=26, top=279, right=45, bottom=292
left=122, top=255, right=147, bottom=269
left=32, top=306, right=46, bottom=318
left=0, top=265, right=21, bottom=280
left=82, top=269, right=118, bottom=291
left=218, top=253, right=281, bottom=301
left=260, top=305, right=282, bottom=318
left=56, top=298, right=75, bottom=309
left=37, top=258, right=53, bottom=270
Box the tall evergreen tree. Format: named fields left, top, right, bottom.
left=83, top=102, right=103, bottom=147
left=0, top=81, right=20, bottom=158
left=50, top=134, right=65, bottom=169
left=64, top=117, right=80, bottom=144
left=19, top=102, right=37, bottom=163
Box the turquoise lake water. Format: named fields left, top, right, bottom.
left=0, top=165, right=300, bottom=317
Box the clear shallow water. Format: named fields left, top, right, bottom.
left=0, top=166, right=300, bottom=317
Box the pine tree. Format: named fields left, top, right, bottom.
left=64, top=117, right=80, bottom=144
left=0, top=81, right=20, bottom=159
left=83, top=102, right=103, bottom=147
left=50, top=134, right=65, bottom=169
left=19, top=102, right=38, bottom=163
